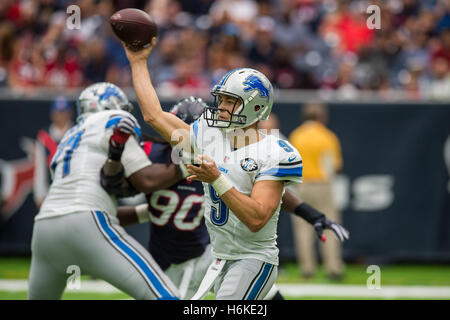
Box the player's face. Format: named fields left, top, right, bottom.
left=217, top=94, right=241, bottom=121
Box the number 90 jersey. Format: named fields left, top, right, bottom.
left=142, top=141, right=209, bottom=270
left=36, top=110, right=151, bottom=220
left=190, top=117, right=303, bottom=266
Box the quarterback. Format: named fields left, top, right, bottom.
left=122, top=38, right=345, bottom=299
left=103, top=97, right=349, bottom=300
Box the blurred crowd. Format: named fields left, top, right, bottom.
left=0, top=0, right=449, bottom=99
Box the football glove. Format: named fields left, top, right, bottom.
left=313, top=217, right=350, bottom=243
left=108, top=116, right=138, bottom=161
left=294, top=202, right=350, bottom=242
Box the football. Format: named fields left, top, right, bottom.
left=110, top=8, right=158, bottom=50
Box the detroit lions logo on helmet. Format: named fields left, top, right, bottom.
left=243, top=75, right=270, bottom=102
left=97, top=86, right=122, bottom=102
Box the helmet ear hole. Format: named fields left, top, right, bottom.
left=254, top=105, right=261, bottom=112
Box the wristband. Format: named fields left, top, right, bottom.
left=211, top=174, right=232, bottom=197
left=135, top=204, right=150, bottom=223
left=108, top=138, right=125, bottom=161
left=294, top=202, right=325, bottom=224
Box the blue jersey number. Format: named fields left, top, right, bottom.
left=51, top=128, right=85, bottom=178
left=278, top=140, right=294, bottom=152
left=209, top=185, right=229, bottom=226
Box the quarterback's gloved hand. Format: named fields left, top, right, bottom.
left=313, top=217, right=350, bottom=243
left=108, top=116, right=138, bottom=161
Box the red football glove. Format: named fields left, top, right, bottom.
left=108, top=116, right=138, bottom=161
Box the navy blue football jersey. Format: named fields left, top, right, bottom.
left=143, top=140, right=209, bottom=270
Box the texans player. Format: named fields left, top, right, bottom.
left=103, top=97, right=349, bottom=299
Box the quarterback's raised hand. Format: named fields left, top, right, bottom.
left=108, top=116, right=139, bottom=161
left=313, top=217, right=350, bottom=243
left=122, top=37, right=156, bottom=65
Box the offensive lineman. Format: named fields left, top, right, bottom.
left=28, top=82, right=179, bottom=300
left=121, top=39, right=348, bottom=299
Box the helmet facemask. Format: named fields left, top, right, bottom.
left=203, top=92, right=247, bottom=129
left=119, top=101, right=134, bottom=114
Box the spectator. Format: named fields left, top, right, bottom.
left=432, top=28, right=450, bottom=66
left=257, top=113, right=285, bottom=138
left=288, top=102, right=345, bottom=281
left=160, top=55, right=209, bottom=95
left=0, top=0, right=448, bottom=95
left=82, top=37, right=109, bottom=84
left=34, top=96, right=75, bottom=207
left=426, top=57, right=450, bottom=100
left=247, top=17, right=277, bottom=66
left=0, top=22, right=15, bottom=86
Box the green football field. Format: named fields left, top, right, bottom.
left=1, top=257, right=449, bottom=300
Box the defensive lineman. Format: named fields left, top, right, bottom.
left=28, top=82, right=179, bottom=300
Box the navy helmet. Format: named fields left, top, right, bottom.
left=169, top=96, right=207, bottom=125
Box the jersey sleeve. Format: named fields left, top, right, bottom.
left=188, top=117, right=208, bottom=162
left=122, top=136, right=152, bottom=178
left=147, top=141, right=171, bottom=164
left=189, top=117, right=226, bottom=163
left=190, top=118, right=201, bottom=156
left=255, top=138, right=303, bottom=186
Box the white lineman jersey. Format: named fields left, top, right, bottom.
left=36, top=110, right=151, bottom=220
left=189, top=117, right=303, bottom=266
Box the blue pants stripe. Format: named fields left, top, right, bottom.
left=94, top=211, right=177, bottom=299
left=246, top=263, right=273, bottom=300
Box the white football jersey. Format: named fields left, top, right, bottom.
left=36, top=110, right=151, bottom=220
left=190, top=117, right=302, bottom=265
